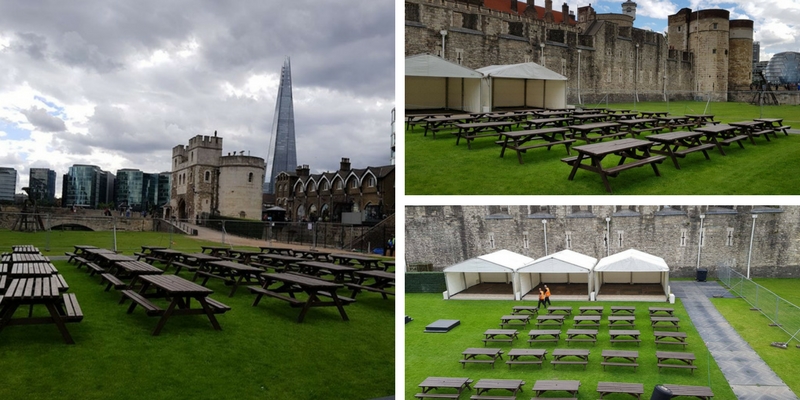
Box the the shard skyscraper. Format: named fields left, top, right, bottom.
left=264, top=57, right=298, bottom=194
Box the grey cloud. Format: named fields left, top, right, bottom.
left=21, top=106, right=66, bottom=132
left=10, top=32, right=48, bottom=59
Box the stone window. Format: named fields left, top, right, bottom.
left=699, top=228, right=706, bottom=247
left=546, top=29, right=565, bottom=43
left=336, top=181, right=342, bottom=190
left=677, top=26, right=681, bottom=32
left=561, top=58, right=567, bottom=76
left=565, top=231, right=572, bottom=249
left=713, top=23, right=718, bottom=29
left=489, top=232, right=496, bottom=249
left=617, top=231, right=624, bottom=247
left=523, top=231, right=530, bottom=249
left=680, top=229, right=688, bottom=247
left=368, top=176, right=376, bottom=187
left=462, top=13, right=479, bottom=30
left=405, top=2, right=420, bottom=22
left=726, top=228, right=734, bottom=246
left=190, top=151, right=193, bottom=162
left=351, top=180, right=358, bottom=189
left=248, top=172, right=253, bottom=183
left=712, top=49, right=716, bottom=54
left=455, top=49, right=464, bottom=65
left=205, top=171, right=210, bottom=182
left=508, top=21, right=524, bottom=37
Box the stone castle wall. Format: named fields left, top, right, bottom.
left=217, top=156, right=265, bottom=220
left=406, top=206, right=800, bottom=278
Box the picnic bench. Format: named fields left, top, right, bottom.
left=194, top=260, right=264, bottom=297
left=649, top=307, right=675, bottom=316
left=617, top=118, right=662, bottom=136
left=328, top=253, right=383, bottom=270
left=551, top=348, right=590, bottom=370
left=656, top=351, right=697, bottom=374
left=546, top=306, right=572, bottom=315
left=505, top=348, right=547, bottom=369
left=651, top=316, right=680, bottom=330
left=567, top=122, right=625, bottom=142
left=597, top=382, right=644, bottom=400
left=454, top=121, right=517, bottom=149
left=565, top=329, right=598, bottom=345
left=256, top=253, right=305, bottom=271
left=527, top=329, right=561, bottom=345
left=525, top=117, right=572, bottom=129
left=415, top=377, right=473, bottom=400
left=471, top=378, right=525, bottom=400
left=608, top=315, right=636, bottom=328
left=609, top=329, right=642, bottom=345
left=579, top=306, right=603, bottom=315
left=511, top=305, right=539, bottom=315
left=729, top=120, right=775, bottom=144
left=654, top=331, right=689, bottom=348
left=694, top=124, right=747, bottom=155
left=646, top=130, right=716, bottom=169
left=601, top=350, right=640, bottom=371
left=535, top=314, right=565, bottom=327
left=0, top=275, right=80, bottom=344
left=423, top=114, right=477, bottom=138
left=499, top=314, right=530, bottom=327
left=661, top=384, right=714, bottom=400
left=655, top=115, right=696, bottom=131
left=531, top=379, right=580, bottom=400
left=685, top=114, right=718, bottom=126
left=610, top=306, right=636, bottom=315
left=639, top=111, right=669, bottom=118
left=563, top=138, right=665, bottom=194
left=200, top=245, right=231, bottom=257
left=249, top=272, right=352, bottom=322
left=754, top=118, right=790, bottom=135
left=573, top=315, right=600, bottom=327
left=346, top=269, right=394, bottom=299
left=101, top=260, right=164, bottom=291
left=297, top=260, right=357, bottom=283
left=459, top=348, right=504, bottom=369
left=481, top=329, right=518, bottom=345
left=496, top=128, right=574, bottom=164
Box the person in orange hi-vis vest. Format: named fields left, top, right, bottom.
left=544, top=285, right=552, bottom=306
left=537, top=288, right=547, bottom=309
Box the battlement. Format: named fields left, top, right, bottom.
left=188, top=134, right=223, bottom=150
left=219, top=155, right=266, bottom=168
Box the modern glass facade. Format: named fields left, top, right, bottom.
left=765, top=52, right=800, bottom=85
left=0, top=167, right=17, bottom=202
left=29, top=168, right=57, bottom=203
left=116, top=169, right=145, bottom=211
left=64, top=165, right=101, bottom=208
left=264, top=57, right=297, bottom=194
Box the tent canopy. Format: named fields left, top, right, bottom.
left=405, top=54, right=483, bottom=112
left=476, top=62, right=568, bottom=110
left=477, top=62, right=567, bottom=81
left=594, top=249, right=669, bottom=272
left=520, top=249, right=597, bottom=273
left=406, top=54, right=484, bottom=78
left=444, top=249, right=534, bottom=273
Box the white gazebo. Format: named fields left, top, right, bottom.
left=405, top=54, right=484, bottom=113
left=443, top=249, right=534, bottom=300
left=476, top=62, right=568, bottom=111
left=593, top=249, right=671, bottom=301
left=517, top=250, right=598, bottom=300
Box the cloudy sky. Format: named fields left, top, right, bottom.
left=582, top=0, right=799, bottom=60
left=0, top=0, right=395, bottom=195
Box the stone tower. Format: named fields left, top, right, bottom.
left=689, top=10, right=730, bottom=100
left=621, top=1, right=636, bottom=21
left=265, top=57, right=298, bottom=194
left=171, top=134, right=223, bottom=221
left=729, top=19, right=754, bottom=90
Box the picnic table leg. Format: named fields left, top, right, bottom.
left=197, top=297, right=222, bottom=331
left=567, top=154, right=585, bottom=180
left=45, top=302, right=75, bottom=344
left=152, top=300, right=178, bottom=335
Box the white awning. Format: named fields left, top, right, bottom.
left=477, top=62, right=567, bottom=81
left=444, top=249, right=534, bottom=273
left=405, top=54, right=484, bottom=78
left=594, top=249, right=669, bottom=272
left=520, top=250, right=597, bottom=273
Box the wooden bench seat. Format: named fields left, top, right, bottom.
left=73, top=256, right=88, bottom=267
left=720, top=135, right=748, bottom=147
left=505, top=360, right=542, bottom=366
left=133, top=252, right=145, bottom=260
left=776, top=125, right=791, bottom=135
left=120, top=289, right=165, bottom=316
left=604, top=156, right=666, bottom=175
left=62, top=293, right=84, bottom=322
left=414, top=394, right=460, bottom=399
left=667, top=123, right=696, bottom=131
left=171, top=261, right=193, bottom=274
left=204, top=297, right=231, bottom=314
left=459, top=359, right=496, bottom=366
left=194, top=270, right=232, bottom=285
left=655, top=340, right=688, bottom=348
left=144, top=256, right=162, bottom=265
left=610, top=338, right=642, bottom=344
left=248, top=286, right=305, bottom=307
left=316, top=291, right=356, bottom=304
left=508, top=139, right=576, bottom=164
left=593, top=131, right=630, bottom=141
left=250, top=262, right=284, bottom=272
left=674, top=143, right=716, bottom=156
left=469, top=396, right=515, bottom=400
left=601, top=361, right=639, bottom=370
left=0, top=275, right=6, bottom=291
left=84, top=262, right=105, bottom=276
left=345, top=282, right=394, bottom=297
left=657, top=363, right=698, bottom=373
left=561, top=156, right=579, bottom=165
left=752, top=129, right=774, bottom=138
left=632, top=126, right=664, bottom=135
left=99, top=273, right=126, bottom=291
left=550, top=361, right=588, bottom=367
left=64, top=252, right=78, bottom=263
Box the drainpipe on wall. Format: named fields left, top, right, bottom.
left=747, top=214, right=757, bottom=279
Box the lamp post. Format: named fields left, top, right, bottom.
left=542, top=219, right=548, bottom=255
left=577, top=49, right=582, bottom=105
left=696, top=214, right=705, bottom=270
left=605, top=217, right=611, bottom=257
left=747, top=214, right=758, bottom=279
left=634, top=43, right=640, bottom=105
left=540, top=42, right=545, bottom=67
left=440, top=30, right=448, bottom=58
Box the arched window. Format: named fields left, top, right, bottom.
left=205, top=171, right=211, bottom=182
left=248, top=172, right=253, bottom=183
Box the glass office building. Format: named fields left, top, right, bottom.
left=765, top=52, right=800, bottom=85
left=0, top=167, right=17, bottom=202
left=63, top=164, right=113, bottom=208
left=29, top=168, right=57, bottom=203
left=116, top=169, right=171, bottom=212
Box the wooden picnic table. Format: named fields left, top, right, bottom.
left=139, top=245, right=166, bottom=254
left=572, top=113, right=608, bottom=123
left=497, top=127, right=573, bottom=164
left=649, top=307, right=675, bottom=316
left=611, top=306, right=636, bottom=314
left=579, top=306, right=604, bottom=315
left=651, top=316, right=680, bottom=330
left=328, top=253, right=382, bottom=270
left=617, top=118, right=661, bottom=135
left=258, top=245, right=295, bottom=256
left=655, top=115, right=694, bottom=132
left=565, top=328, right=598, bottom=345
left=685, top=114, right=717, bottom=125
left=423, top=114, right=477, bottom=138
left=661, top=384, right=714, bottom=400
left=292, top=248, right=331, bottom=262
left=601, top=350, right=640, bottom=371
left=454, top=121, right=517, bottom=149
left=606, top=112, right=640, bottom=121
left=567, top=121, right=624, bottom=142
left=525, top=117, right=572, bottom=129
left=654, top=331, right=689, bottom=348
left=225, top=249, right=262, bottom=265
left=551, top=348, right=590, bottom=369
left=112, top=260, right=164, bottom=278
left=482, top=329, right=518, bottom=345
left=250, top=272, right=351, bottom=322
left=179, top=252, right=221, bottom=272
left=415, top=377, right=473, bottom=399
left=347, top=269, right=394, bottom=299
left=608, top=315, right=636, bottom=328
left=297, top=260, right=356, bottom=283
left=73, top=245, right=98, bottom=255
left=729, top=120, right=776, bottom=144
left=607, top=108, right=631, bottom=113
left=597, top=382, right=644, bottom=399
left=255, top=253, right=305, bottom=271
left=565, top=138, right=665, bottom=193
left=512, top=305, right=539, bottom=315
left=472, top=379, right=525, bottom=398
left=546, top=306, right=572, bottom=315
left=8, top=262, right=58, bottom=277
left=95, top=252, right=137, bottom=271
left=656, top=351, right=697, bottom=373
left=195, top=260, right=263, bottom=297
left=535, top=110, right=572, bottom=118
left=10, top=253, right=50, bottom=264
left=754, top=118, right=790, bottom=135
left=532, top=380, right=581, bottom=398
left=505, top=348, right=547, bottom=369
left=459, top=348, right=504, bottom=369
left=499, top=314, right=530, bottom=327
left=122, top=274, right=226, bottom=335
left=573, top=315, right=600, bottom=327
left=640, top=110, right=668, bottom=118
left=150, top=248, right=184, bottom=270
left=609, top=329, right=642, bottom=346
left=11, top=245, right=40, bottom=253
left=536, top=314, right=565, bottom=327
left=646, top=130, right=716, bottom=169
left=527, top=329, right=561, bottom=345
left=0, top=276, right=79, bottom=344
left=200, top=245, right=231, bottom=257
left=694, top=124, right=747, bottom=155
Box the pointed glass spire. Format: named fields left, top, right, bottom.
left=264, top=57, right=298, bottom=194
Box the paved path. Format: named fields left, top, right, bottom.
left=672, top=281, right=797, bottom=400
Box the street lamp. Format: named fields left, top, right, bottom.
left=577, top=49, right=582, bottom=105
left=540, top=42, right=546, bottom=67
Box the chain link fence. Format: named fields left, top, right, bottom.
left=718, top=264, right=800, bottom=346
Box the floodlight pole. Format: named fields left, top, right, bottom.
left=747, top=214, right=757, bottom=279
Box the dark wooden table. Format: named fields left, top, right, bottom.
left=572, top=113, right=608, bottom=123
left=651, top=316, right=680, bottom=330
left=606, top=112, right=640, bottom=121
left=459, top=348, right=504, bottom=369
left=617, top=118, right=661, bottom=135
left=73, top=245, right=98, bottom=255
left=454, top=121, right=517, bottom=149
left=568, top=122, right=623, bottom=142
left=608, top=315, right=636, bottom=328
left=566, top=138, right=665, bottom=193
left=472, top=379, right=525, bottom=397
left=654, top=331, right=688, bottom=348
left=140, top=245, right=166, bottom=254
left=566, top=329, right=598, bottom=345
left=482, top=329, right=518, bottom=345
left=227, top=249, right=263, bottom=265
left=694, top=123, right=747, bottom=155
left=755, top=118, right=790, bottom=135
left=197, top=260, right=264, bottom=296
left=579, top=306, right=604, bottom=315
left=128, top=274, right=223, bottom=335
left=656, top=351, right=697, bottom=373
left=255, top=253, right=305, bottom=271
left=661, top=384, right=714, bottom=400
left=0, top=276, right=76, bottom=343
left=685, top=114, right=717, bottom=126
left=150, top=248, right=184, bottom=270
left=611, top=306, right=636, bottom=314
left=532, top=380, right=580, bottom=398
left=535, top=110, right=572, bottom=118
left=328, top=253, right=382, bottom=270
left=499, top=314, right=530, bottom=327
left=601, top=350, right=640, bottom=370
left=573, top=315, right=601, bottom=327
left=11, top=245, right=40, bottom=253
left=180, top=252, right=222, bottom=272
left=647, top=130, right=716, bottom=169
left=200, top=245, right=230, bottom=257
left=640, top=110, right=668, bottom=118
left=252, top=272, right=351, bottom=322
left=655, top=115, right=693, bottom=131
left=512, top=305, right=539, bottom=315
left=609, top=329, right=642, bottom=345
left=10, top=253, right=50, bottom=264
left=546, top=306, right=572, bottom=315
left=497, top=127, right=573, bottom=164
left=293, top=249, right=331, bottom=262
left=423, top=114, right=477, bottom=138
left=96, top=252, right=137, bottom=270
left=536, top=314, right=565, bottom=327
left=8, top=262, right=58, bottom=277
left=597, top=382, right=644, bottom=399
left=415, top=377, right=473, bottom=399
left=112, top=260, right=164, bottom=279
left=348, top=269, right=394, bottom=299
left=527, top=329, right=561, bottom=345
left=258, top=245, right=295, bottom=256
left=505, top=348, right=547, bottom=369
left=649, top=307, right=675, bottom=316
left=525, top=117, right=572, bottom=129
left=729, top=120, right=775, bottom=143
left=551, top=348, right=590, bottom=369
left=297, top=260, right=357, bottom=283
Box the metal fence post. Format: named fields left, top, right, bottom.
left=45, top=214, right=51, bottom=252
left=221, top=220, right=226, bottom=244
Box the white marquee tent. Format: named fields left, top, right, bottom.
left=476, top=62, right=568, bottom=110
left=593, top=249, right=671, bottom=299
left=405, top=54, right=483, bottom=113
left=517, top=250, right=598, bottom=300
left=443, top=249, right=534, bottom=299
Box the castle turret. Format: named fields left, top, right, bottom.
left=622, top=1, right=637, bottom=21
left=729, top=19, right=754, bottom=90
left=689, top=9, right=730, bottom=100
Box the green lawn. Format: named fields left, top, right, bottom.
left=0, top=230, right=394, bottom=400
left=405, top=101, right=800, bottom=195
left=405, top=294, right=735, bottom=399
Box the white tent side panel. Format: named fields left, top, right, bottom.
left=602, top=272, right=630, bottom=283
left=633, top=271, right=662, bottom=283
left=481, top=78, right=492, bottom=111
left=543, top=272, right=569, bottom=283
left=493, top=78, right=525, bottom=108
left=462, top=78, right=482, bottom=113
left=406, top=76, right=446, bottom=110
left=544, top=80, right=567, bottom=109
left=569, top=273, right=589, bottom=283
left=527, top=80, right=545, bottom=108
left=481, top=272, right=511, bottom=283
left=446, top=79, right=464, bottom=110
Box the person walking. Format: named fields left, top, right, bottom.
left=544, top=285, right=552, bottom=306
left=537, top=288, right=547, bottom=310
